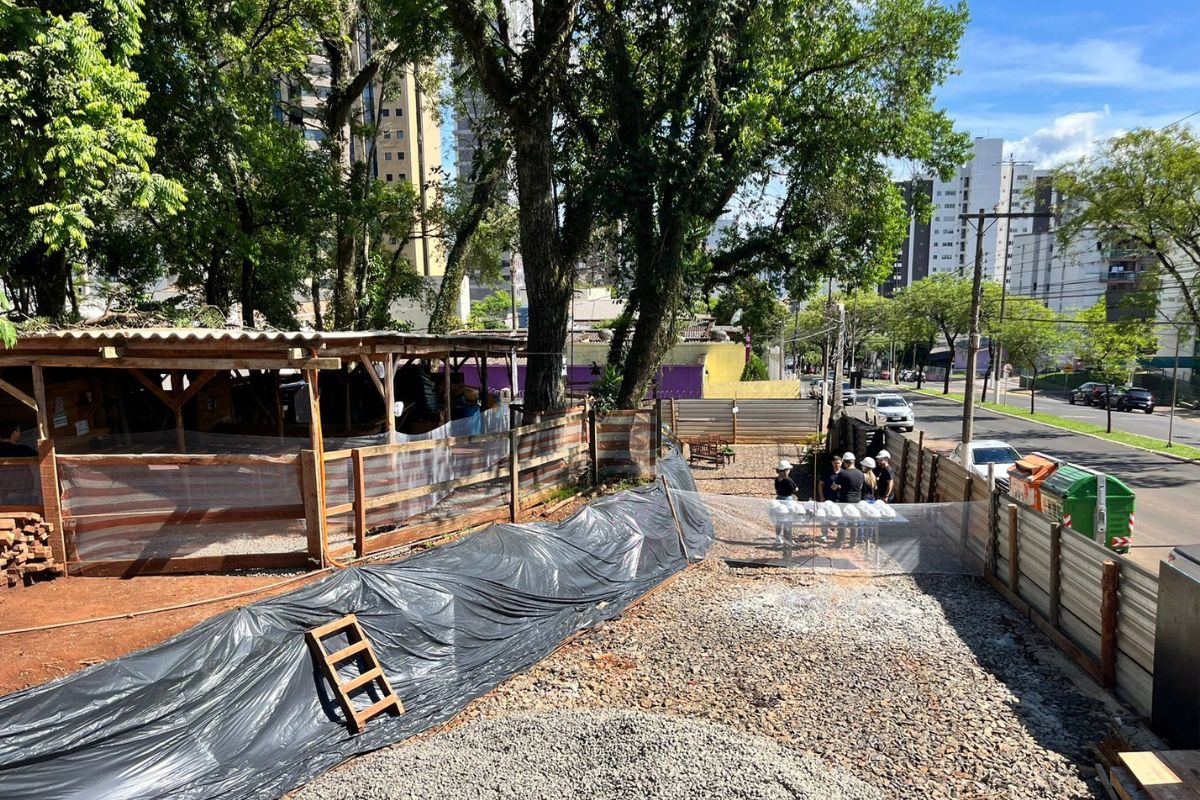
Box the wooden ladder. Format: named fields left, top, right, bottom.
left=307, top=613, right=404, bottom=733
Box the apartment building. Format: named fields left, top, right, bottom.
left=882, top=179, right=932, bottom=296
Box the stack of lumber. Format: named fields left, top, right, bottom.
left=1, top=514, right=64, bottom=588
left=1110, top=751, right=1200, bottom=800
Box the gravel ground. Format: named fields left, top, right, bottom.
left=297, top=561, right=1117, bottom=800
left=297, top=709, right=881, bottom=800
left=689, top=444, right=811, bottom=499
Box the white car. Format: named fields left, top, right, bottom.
left=949, top=439, right=1023, bottom=479
left=866, top=393, right=914, bottom=431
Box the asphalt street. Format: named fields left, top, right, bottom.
left=855, top=387, right=1197, bottom=573
left=922, top=376, right=1200, bottom=448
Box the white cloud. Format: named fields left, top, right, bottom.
left=1005, top=107, right=1114, bottom=168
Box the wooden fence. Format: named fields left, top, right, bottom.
left=40, top=403, right=663, bottom=575
left=835, top=414, right=1159, bottom=716
left=669, top=398, right=820, bottom=443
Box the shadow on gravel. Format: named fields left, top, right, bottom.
left=909, top=573, right=1111, bottom=793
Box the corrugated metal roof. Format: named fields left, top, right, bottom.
left=16, top=329, right=525, bottom=346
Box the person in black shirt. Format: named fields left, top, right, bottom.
left=831, top=452, right=866, bottom=547
left=817, top=453, right=843, bottom=502
left=0, top=422, right=37, bottom=458
left=875, top=449, right=896, bottom=502
left=773, top=460, right=799, bottom=547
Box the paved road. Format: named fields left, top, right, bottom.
left=855, top=387, right=1198, bottom=573
left=928, top=377, right=1200, bottom=448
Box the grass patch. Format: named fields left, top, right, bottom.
left=911, top=388, right=1200, bottom=460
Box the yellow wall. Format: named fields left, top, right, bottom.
left=569, top=341, right=746, bottom=384
left=703, top=380, right=802, bottom=399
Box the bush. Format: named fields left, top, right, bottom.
left=741, top=353, right=768, bottom=381
left=589, top=364, right=623, bottom=412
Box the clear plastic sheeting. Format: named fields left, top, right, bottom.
left=0, top=446, right=712, bottom=800
left=687, top=491, right=984, bottom=574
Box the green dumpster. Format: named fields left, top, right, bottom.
left=1040, top=463, right=1135, bottom=553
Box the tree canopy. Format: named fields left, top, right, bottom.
left=1074, top=297, right=1156, bottom=432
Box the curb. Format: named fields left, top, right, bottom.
left=907, top=390, right=1200, bottom=466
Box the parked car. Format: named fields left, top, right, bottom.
left=866, top=393, right=914, bottom=431
left=1167, top=544, right=1200, bottom=580
left=1068, top=382, right=1117, bottom=406
left=900, top=369, right=926, bottom=382
left=880, top=369, right=891, bottom=380
left=808, top=379, right=824, bottom=399
left=1115, top=387, right=1156, bottom=414
left=948, top=439, right=1023, bottom=479
left=842, top=381, right=857, bottom=405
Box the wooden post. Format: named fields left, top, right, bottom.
left=174, top=407, right=187, bottom=454
left=509, top=426, right=520, bottom=522
left=304, top=368, right=327, bottom=568
left=913, top=431, right=925, bottom=503
left=654, top=397, right=663, bottom=457
left=1049, top=522, right=1063, bottom=628
left=588, top=404, right=599, bottom=486
left=300, top=449, right=326, bottom=568
left=274, top=372, right=285, bottom=440
left=31, top=364, right=49, bottom=440
left=927, top=453, right=940, bottom=503
left=671, top=398, right=678, bottom=433
left=986, top=484, right=1001, bottom=578
left=1007, top=503, right=1019, bottom=593
left=37, top=438, right=67, bottom=570
left=352, top=448, right=367, bottom=558
left=443, top=356, right=453, bottom=425
left=384, top=354, right=396, bottom=438
left=479, top=351, right=489, bottom=406
left=660, top=475, right=690, bottom=562
left=730, top=399, right=738, bottom=443
left=960, top=471, right=974, bottom=561
left=897, top=438, right=911, bottom=503
left=1100, top=559, right=1120, bottom=691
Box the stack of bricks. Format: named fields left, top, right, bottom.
left=2, top=514, right=64, bottom=588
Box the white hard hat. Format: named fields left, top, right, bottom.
left=842, top=452, right=856, bottom=462
left=777, top=460, right=792, bottom=471
left=861, top=457, right=876, bottom=469
left=877, top=449, right=891, bottom=460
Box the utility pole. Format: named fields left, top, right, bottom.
left=831, top=302, right=846, bottom=425
left=1168, top=327, right=1181, bottom=447
left=960, top=206, right=1053, bottom=446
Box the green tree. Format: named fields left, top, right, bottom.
left=896, top=274, right=974, bottom=394
left=0, top=0, right=185, bottom=319
left=579, top=0, right=970, bottom=407
left=444, top=0, right=594, bottom=413
left=741, top=352, right=768, bottom=381
left=1074, top=297, right=1156, bottom=433
left=994, top=297, right=1068, bottom=414
left=1052, top=127, right=1200, bottom=330
left=712, top=277, right=788, bottom=357
left=466, top=289, right=513, bottom=330
left=889, top=285, right=938, bottom=388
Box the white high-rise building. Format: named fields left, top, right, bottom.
left=926, top=138, right=1044, bottom=284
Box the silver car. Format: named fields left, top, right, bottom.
left=867, top=393, right=914, bottom=431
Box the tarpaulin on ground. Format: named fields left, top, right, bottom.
left=0, top=446, right=712, bottom=800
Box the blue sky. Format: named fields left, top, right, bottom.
left=940, top=0, right=1200, bottom=166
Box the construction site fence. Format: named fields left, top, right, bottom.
left=834, top=414, right=1158, bottom=717
left=668, top=398, right=820, bottom=443
left=38, top=402, right=662, bottom=577
left=702, top=379, right=803, bottom=399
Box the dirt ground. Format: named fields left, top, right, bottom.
left=0, top=486, right=592, bottom=698
left=0, top=572, right=319, bottom=694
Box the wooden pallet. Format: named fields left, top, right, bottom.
left=1113, top=751, right=1200, bottom=800
left=306, top=613, right=404, bottom=733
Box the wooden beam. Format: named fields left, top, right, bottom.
left=31, top=364, right=49, bottom=440
left=1007, top=503, right=1020, bottom=592
left=1049, top=522, right=1063, bottom=628
left=172, top=370, right=219, bottom=410
left=69, top=552, right=311, bottom=577
left=509, top=427, right=520, bottom=522
left=358, top=354, right=386, bottom=400
left=384, top=353, right=396, bottom=436
left=0, top=355, right=342, bottom=371
left=129, top=370, right=175, bottom=408
left=352, top=449, right=367, bottom=558
left=99, top=346, right=122, bottom=359
left=57, top=452, right=298, bottom=467
left=443, top=356, right=452, bottom=424
left=1100, top=559, right=1120, bottom=691
left=300, top=449, right=325, bottom=569
left=0, top=377, right=36, bottom=411
left=37, top=438, right=66, bottom=571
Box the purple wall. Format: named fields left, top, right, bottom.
left=481, top=363, right=704, bottom=399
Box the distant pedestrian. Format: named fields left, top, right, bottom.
left=773, top=460, right=799, bottom=547
left=875, top=449, right=896, bottom=502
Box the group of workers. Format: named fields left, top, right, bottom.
left=771, top=449, right=897, bottom=549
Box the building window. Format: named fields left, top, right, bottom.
left=381, top=109, right=390, bottom=117
left=397, top=151, right=405, bottom=160
left=395, top=108, right=403, bottom=117
left=396, top=130, right=405, bottom=139
left=399, top=173, right=407, bottom=180
left=383, top=130, right=391, bottom=139
left=385, top=152, right=393, bottom=161
left=386, top=174, right=393, bottom=182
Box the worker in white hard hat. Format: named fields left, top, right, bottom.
left=773, top=460, right=799, bottom=546
left=875, top=450, right=896, bottom=502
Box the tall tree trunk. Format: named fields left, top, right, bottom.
left=23, top=245, right=71, bottom=320
left=236, top=194, right=256, bottom=327
left=1030, top=368, right=1037, bottom=414
left=428, top=142, right=510, bottom=335
left=605, top=295, right=637, bottom=367
left=981, top=339, right=993, bottom=402
left=513, top=108, right=569, bottom=414
left=330, top=131, right=358, bottom=329
left=942, top=336, right=954, bottom=395
left=311, top=274, right=324, bottom=331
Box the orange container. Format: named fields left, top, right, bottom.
left=1007, top=453, right=1059, bottom=512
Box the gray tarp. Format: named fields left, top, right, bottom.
left=0, top=448, right=712, bottom=799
